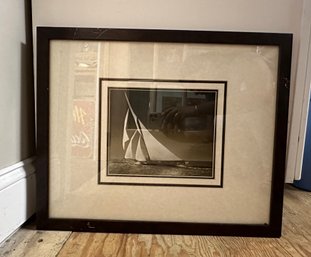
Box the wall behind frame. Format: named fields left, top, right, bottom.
left=32, top=0, right=303, bottom=182
left=0, top=0, right=35, bottom=243
left=0, top=0, right=35, bottom=169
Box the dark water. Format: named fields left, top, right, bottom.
left=108, top=159, right=213, bottom=178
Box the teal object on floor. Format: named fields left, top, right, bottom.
left=294, top=98, right=311, bottom=191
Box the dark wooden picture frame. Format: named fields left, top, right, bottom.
left=36, top=27, right=292, bottom=237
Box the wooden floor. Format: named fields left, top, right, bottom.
left=1, top=185, right=310, bottom=257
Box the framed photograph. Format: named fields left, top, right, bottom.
left=36, top=27, right=292, bottom=237
left=99, top=79, right=226, bottom=187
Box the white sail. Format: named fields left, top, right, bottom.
left=122, top=109, right=130, bottom=150
left=123, top=92, right=181, bottom=162
left=124, top=93, right=139, bottom=129
left=124, top=130, right=139, bottom=159
left=138, top=120, right=181, bottom=161
left=135, top=136, right=148, bottom=162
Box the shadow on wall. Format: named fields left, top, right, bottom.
left=20, top=0, right=36, bottom=218
left=20, top=0, right=35, bottom=159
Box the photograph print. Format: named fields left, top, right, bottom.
left=99, top=79, right=226, bottom=187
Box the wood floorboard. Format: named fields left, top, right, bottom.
left=0, top=185, right=310, bottom=257
left=0, top=222, right=71, bottom=257
left=278, top=186, right=311, bottom=257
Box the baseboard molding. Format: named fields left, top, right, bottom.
left=0, top=157, right=36, bottom=244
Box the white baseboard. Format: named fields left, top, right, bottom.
left=0, top=157, right=36, bottom=244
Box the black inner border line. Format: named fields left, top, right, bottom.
left=98, top=78, right=227, bottom=187
left=98, top=78, right=227, bottom=188
left=106, top=87, right=216, bottom=179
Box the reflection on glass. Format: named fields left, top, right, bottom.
left=107, top=88, right=217, bottom=178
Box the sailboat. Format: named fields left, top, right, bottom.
left=122, top=93, right=182, bottom=163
